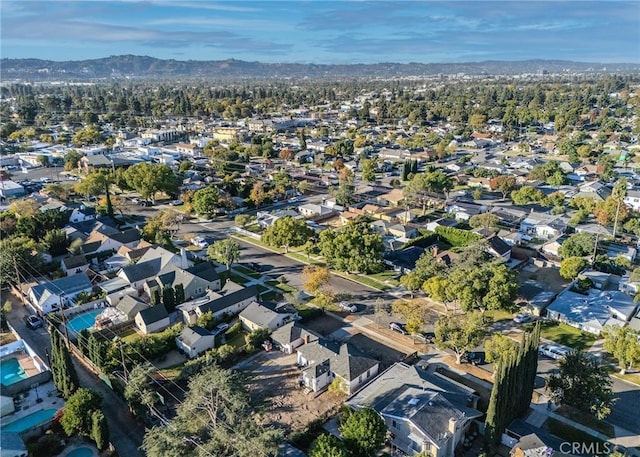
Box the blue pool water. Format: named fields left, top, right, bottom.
left=66, top=310, right=102, bottom=333
left=66, top=447, right=95, bottom=457
left=2, top=408, right=58, bottom=433
left=0, top=357, right=28, bottom=386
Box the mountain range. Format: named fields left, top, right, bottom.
left=2, top=55, right=638, bottom=81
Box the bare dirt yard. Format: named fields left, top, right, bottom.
left=520, top=264, right=569, bottom=293
left=302, top=313, right=345, bottom=337
left=241, top=351, right=343, bottom=432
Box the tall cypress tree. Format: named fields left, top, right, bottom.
left=50, top=328, right=79, bottom=399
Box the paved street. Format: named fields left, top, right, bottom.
left=6, top=300, right=144, bottom=457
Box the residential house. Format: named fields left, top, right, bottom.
left=425, top=218, right=458, bottom=232
left=297, top=204, right=334, bottom=218
left=297, top=340, right=379, bottom=395
left=377, top=188, right=405, bottom=207
left=28, top=273, right=93, bottom=314
left=68, top=205, right=96, bottom=224
left=78, top=154, right=113, bottom=173
left=60, top=255, right=89, bottom=277
left=134, top=304, right=170, bottom=334
left=0, top=432, right=27, bottom=457
left=486, top=235, right=512, bottom=261
left=347, top=362, right=482, bottom=457
left=444, top=201, right=487, bottom=221
left=624, top=190, right=640, bottom=211
left=178, top=283, right=259, bottom=325
left=176, top=326, right=216, bottom=358
left=388, top=224, right=418, bottom=242
left=509, top=433, right=568, bottom=457
left=0, top=180, right=25, bottom=199
left=573, top=181, right=611, bottom=202
left=270, top=322, right=318, bottom=354
left=490, top=207, right=527, bottom=230
left=175, top=142, right=203, bottom=157
left=383, top=247, right=426, bottom=274
left=629, top=308, right=640, bottom=332
left=110, top=294, right=150, bottom=321
left=256, top=209, right=302, bottom=229
left=519, top=213, right=567, bottom=240
left=546, top=287, right=637, bottom=335
left=81, top=226, right=141, bottom=256
left=238, top=302, right=298, bottom=332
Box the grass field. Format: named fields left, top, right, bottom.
left=544, top=417, right=607, bottom=445
left=526, top=321, right=598, bottom=351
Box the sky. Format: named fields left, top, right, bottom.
left=1, top=1, right=639, bottom=64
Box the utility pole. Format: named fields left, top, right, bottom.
left=60, top=296, right=70, bottom=348
left=613, top=197, right=622, bottom=239
left=12, top=256, right=26, bottom=306
left=591, top=233, right=600, bottom=267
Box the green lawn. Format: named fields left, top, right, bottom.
left=612, top=371, right=640, bottom=386
left=348, top=274, right=389, bottom=291
left=230, top=273, right=252, bottom=285
left=286, top=251, right=325, bottom=266
left=555, top=405, right=614, bottom=437
left=369, top=270, right=400, bottom=286
left=233, top=265, right=261, bottom=278
left=544, top=417, right=607, bottom=445
left=484, top=309, right=514, bottom=322
left=530, top=322, right=598, bottom=351
left=275, top=282, right=297, bottom=294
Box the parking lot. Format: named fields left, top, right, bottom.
left=240, top=351, right=343, bottom=432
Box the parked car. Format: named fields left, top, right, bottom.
left=463, top=351, right=486, bottom=366
left=513, top=313, right=533, bottom=324
left=539, top=344, right=571, bottom=360
left=191, top=237, right=209, bottom=248
left=413, top=331, right=435, bottom=343
left=215, top=322, right=230, bottom=333
left=25, top=315, right=43, bottom=329
left=169, top=199, right=183, bottom=206
left=339, top=301, right=357, bottom=313
left=389, top=322, right=407, bottom=335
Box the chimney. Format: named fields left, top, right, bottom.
left=432, top=246, right=438, bottom=257
left=303, top=334, right=309, bottom=345
left=448, top=417, right=457, bottom=434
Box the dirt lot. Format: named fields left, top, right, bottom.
left=345, top=332, right=412, bottom=369
left=241, top=351, right=343, bottom=432
left=302, top=313, right=345, bottom=337
left=520, top=264, right=569, bottom=293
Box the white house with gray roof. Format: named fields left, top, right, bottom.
left=176, top=325, right=215, bottom=358
left=347, top=362, right=481, bottom=457
left=297, top=340, right=379, bottom=395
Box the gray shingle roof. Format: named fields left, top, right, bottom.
left=138, top=304, right=168, bottom=324
left=177, top=325, right=212, bottom=347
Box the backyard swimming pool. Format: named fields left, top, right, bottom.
left=66, top=309, right=102, bottom=333
left=66, top=446, right=96, bottom=457
left=2, top=408, right=58, bottom=433
left=0, top=357, right=28, bottom=386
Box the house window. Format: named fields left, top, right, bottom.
left=392, top=420, right=397, bottom=429
left=358, top=375, right=362, bottom=383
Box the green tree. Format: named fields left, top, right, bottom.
left=60, top=388, right=102, bottom=436
left=174, top=283, right=185, bottom=305
left=50, top=329, right=79, bottom=399
left=558, top=233, right=596, bottom=259
left=559, top=257, right=589, bottom=279
left=319, top=218, right=384, bottom=274
left=64, top=150, right=84, bottom=171
left=547, top=351, right=615, bottom=419
left=400, top=272, right=423, bottom=298
left=485, top=334, right=518, bottom=367
left=124, top=163, right=180, bottom=203
left=207, top=239, right=240, bottom=271
left=510, top=186, right=545, bottom=205
left=414, top=248, right=446, bottom=281
left=72, top=126, right=101, bottom=146
left=191, top=186, right=220, bottom=217
left=468, top=213, right=499, bottom=231
left=404, top=171, right=453, bottom=214
left=0, top=236, right=43, bottom=287
left=90, top=410, right=109, bottom=450
left=435, top=312, right=487, bottom=364
left=43, top=229, right=69, bottom=256
left=339, top=408, right=386, bottom=457
left=490, top=176, right=517, bottom=199
left=302, top=265, right=331, bottom=295
left=360, top=158, right=376, bottom=182
left=602, top=325, right=640, bottom=374
left=235, top=214, right=252, bottom=228
left=124, top=363, right=158, bottom=416
left=309, top=433, right=348, bottom=457
left=262, top=216, right=312, bottom=253
left=162, top=286, right=176, bottom=313
left=142, top=365, right=282, bottom=457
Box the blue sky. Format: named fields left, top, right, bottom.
left=2, top=1, right=639, bottom=63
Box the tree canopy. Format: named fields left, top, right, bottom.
left=208, top=239, right=241, bottom=271
left=318, top=218, right=384, bottom=274
left=435, top=312, right=487, bottom=364
left=547, top=351, right=615, bottom=419
left=262, top=216, right=312, bottom=253
left=124, top=163, right=180, bottom=202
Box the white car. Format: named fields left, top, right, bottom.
left=339, top=301, right=357, bottom=313
left=191, top=237, right=209, bottom=248
left=513, top=313, right=533, bottom=324
left=539, top=344, right=571, bottom=360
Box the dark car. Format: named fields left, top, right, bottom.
left=463, top=351, right=486, bottom=366
left=25, top=315, right=44, bottom=329
left=389, top=322, right=408, bottom=335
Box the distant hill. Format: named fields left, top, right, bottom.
left=1, top=55, right=638, bottom=81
